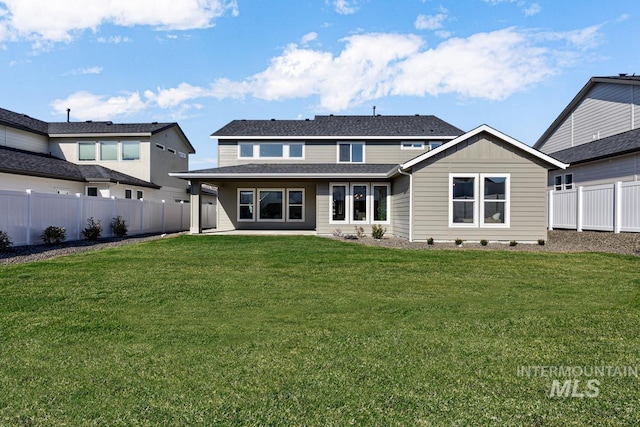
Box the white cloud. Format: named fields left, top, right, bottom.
left=301, top=32, right=318, bottom=45
left=69, top=66, right=103, bottom=75
left=524, top=3, right=541, bottom=16
left=51, top=24, right=605, bottom=117
left=0, top=0, right=239, bottom=44
left=483, top=0, right=541, bottom=16
left=97, top=35, right=133, bottom=44
left=415, top=13, right=447, bottom=31
left=329, top=0, right=360, bottom=15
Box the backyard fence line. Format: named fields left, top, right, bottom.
left=548, top=180, right=640, bottom=233
left=0, top=189, right=216, bottom=246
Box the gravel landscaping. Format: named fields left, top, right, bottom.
left=1, top=229, right=639, bottom=265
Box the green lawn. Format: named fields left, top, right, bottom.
left=1, top=236, right=639, bottom=426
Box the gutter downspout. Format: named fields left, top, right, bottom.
left=396, top=167, right=413, bottom=242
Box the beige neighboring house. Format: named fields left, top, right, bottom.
left=172, top=115, right=566, bottom=242
left=0, top=107, right=196, bottom=202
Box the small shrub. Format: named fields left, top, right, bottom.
left=455, top=238, right=464, bottom=246
left=111, top=216, right=128, bottom=238
left=371, top=224, right=386, bottom=240
left=42, top=226, right=66, bottom=245
left=509, top=240, right=518, bottom=247
left=354, top=226, right=365, bottom=239
left=538, top=239, right=546, bottom=246
left=0, top=230, right=12, bottom=252
left=480, top=239, right=488, bottom=246
left=332, top=228, right=343, bottom=238
left=82, top=217, right=102, bottom=241
left=427, top=237, right=434, bottom=245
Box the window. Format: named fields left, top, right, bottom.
left=178, top=151, right=187, bottom=159
left=136, top=190, right=144, bottom=200
left=287, top=189, right=304, bottom=221
left=122, top=142, right=140, bottom=160
left=373, top=185, right=389, bottom=222
left=87, top=187, right=98, bottom=197
left=564, top=174, right=573, bottom=190
left=428, top=142, right=443, bottom=150
left=331, top=184, right=347, bottom=222
left=125, top=189, right=132, bottom=199
left=352, top=184, right=368, bottom=222
left=449, top=174, right=509, bottom=228
left=258, top=190, right=284, bottom=221
left=238, top=189, right=255, bottom=221
left=554, top=174, right=574, bottom=190
left=338, top=142, right=364, bottom=163
left=100, top=142, right=118, bottom=161
left=237, top=143, right=304, bottom=159
left=401, top=142, right=424, bottom=150
left=554, top=175, right=562, bottom=191
left=330, top=182, right=390, bottom=224
left=167, top=148, right=176, bottom=155
left=79, top=142, right=96, bottom=161
left=156, top=143, right=165, bottom=150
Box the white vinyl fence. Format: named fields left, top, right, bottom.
left=549, top=180, right=640, bottom=233
left=0, top=189, right=216, bottom=246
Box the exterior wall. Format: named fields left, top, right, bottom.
left=0, top=172, right=85, bottom=194
left=149, top=128, right=191, bottom=189
left=542, top=82, right=639, bottom=154
left=548, top=153, right=640, bottom=188
left=218, top=140, right=444, bottom=167
left=0, top=126, right=48, bottom=153
left=216, top=180, right=317, bottom=231
left=391, top=174, right=410, bottom=239
left=411, top=135, right=550, bottom=242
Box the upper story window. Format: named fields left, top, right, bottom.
left=237, top=143, right=304, bottom=159
left=401, top=142, right=424, bottom=150
left=554, top=173, right=573, bottom=190
left=79, top=142, right=96, bottom=161
left=338, top=142, right=364, bottom=163
left=122, top=142, right=140, bottom=161
left=100, top=142, right=118, bottom=161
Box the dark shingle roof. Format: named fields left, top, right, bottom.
left=0, top=107, right=49, bottom=135
left=48, top=121, right=177, bottom=135
left=179, top=163, right=399, bottom=177
left=212, top=115, right=464, bottom=138
left=0, top=145, right=160, bottom=188
left=549, top=127, right=640, bottom=164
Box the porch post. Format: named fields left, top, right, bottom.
left=190, top=180, right=202, bottom=234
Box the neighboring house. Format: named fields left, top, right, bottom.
left=0, top=107, right=196, bottom=202
left=171, top=115, right=566, bottom=242
left=534, top=75, right=640, bottom=188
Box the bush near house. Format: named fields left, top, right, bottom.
left=41, top=226, right=66, bottom=245
left=111, top=216, right=128, bottom=238
left=82, top=217, right=102, bottom=241
left=0, top=230, right=12, bottom=252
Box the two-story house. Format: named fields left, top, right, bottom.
left=0, top=107, right=195, bottom=202
left=172, top=115, right=566, bottom=242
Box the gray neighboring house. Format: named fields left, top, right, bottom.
left=172, top=115, right=566, bottom=242
left=534, top=75, right=640, bottom=189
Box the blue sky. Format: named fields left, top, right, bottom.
left=1, top=0, right=638, bottom=168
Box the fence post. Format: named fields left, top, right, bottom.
left=162, top=200, right=166, bottom=234
left=548, top=189, right=554, bottom=230
left=180, top=200, right=184, bottom=231
left=76, top=193, right=83, bottom=241
left=576, top=186, right=583, bottom=232
left=25, top=189, right=32, bottom=245
left=614, top=181, right=622, bottom=233
left=140, top=198, right=145, bottom=235
left=111, top=196, right=117, bottom=237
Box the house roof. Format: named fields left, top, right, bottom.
left=401, top=125, right=568, bottom=170
left=534, top=75, right=640, bottom=149
left=0, top=107, right=49, bottom=135
left=212, top=115, right=464, bottom=139
left=170, top=163, right=400, bottom=179
left=548, top=127, right=640, bottom=165
left=0, top=145, right=161, bottom=188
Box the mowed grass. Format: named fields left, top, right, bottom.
left=1, top=236, right=639, bottom=426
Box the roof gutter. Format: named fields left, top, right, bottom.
left=396, top=166, right=413, bottom=242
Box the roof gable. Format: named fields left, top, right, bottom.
left=212, top=115, right=464, bottom=139
left=402, top=125, right=568, bottom=170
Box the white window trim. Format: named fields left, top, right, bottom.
left=553, top=173, right=574, bottom=191
left=237, top=142, right=306, bottom=160
left=287, top=188, right=305, bottom=222
left=336, top=142, right=365, bottom=163
left=449, top=173, right=479, bottom=228
left=371, top=183, right=391, bottom=224
left=99, top=141, right=118, bottom=162
left=257, top=188, right=286, bottom=222
left=449, top=173, right=510, bottom=228
left=121, top=141, right=141, bottom=161
left=329, top=182, right=349, bottom=224
left=564, top=173, right=573, bottom=190
left=480, top=173, right=510, bottom=228
left=237, top=188, right=255, bottom=222
left=351, top=183, right=369, bottom=223
left=401, top=142, right=425, bottom=150
left=78, top=141, right=97, bottom=162
left=136, top=190, right=144, bottom=200
left=124, top=188, right=133, bottom=199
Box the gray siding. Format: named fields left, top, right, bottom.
left=411, top=135, right=549, bottom=242
left=391, top=174, right=410, bottom=239
left=217, top=180, right=317, bottom=231
left=549, top=153, right=640, bottom=188
left=0, top=126, right=48, bottom=153
left=542, top=83, right=638, bottom=154
left=218, top=140, right=439, bottom=167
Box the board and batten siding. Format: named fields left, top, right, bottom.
left=542, top=82, right=639, bottom=154
left=216, top=180, right=316, bottom=231
left=410, top=135, right=549, bottom=242
left=218, top=140, right=437, bottom=167
left=0, top=125, right=48, bottom=154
